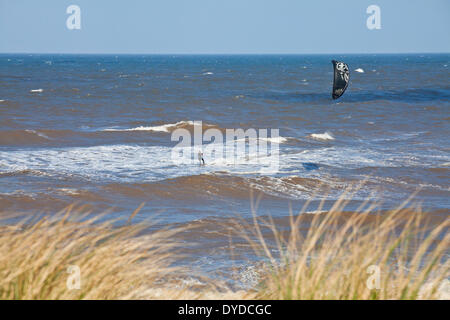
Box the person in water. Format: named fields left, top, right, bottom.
left=198, top=151, right=205, bottom=165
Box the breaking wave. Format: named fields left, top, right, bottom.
left=309, top=132, right=335, bottom=141
left=102, top=121, right=217, bottom=133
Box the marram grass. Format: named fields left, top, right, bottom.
left=236, top=191, right=449, bottom=300
left=0, top=205, right=184, bottom=299
left=0, top=193, right=448, bottom=300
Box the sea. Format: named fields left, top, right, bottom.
left=1, top=54, right=449, bottom=285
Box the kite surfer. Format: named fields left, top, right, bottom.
left=198, top=151, right=205, bottom=165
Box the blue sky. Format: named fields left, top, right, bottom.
left=1, top=0, right=449, bottom=54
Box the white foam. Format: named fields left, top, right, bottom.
left=57, top=188, right=81, bottom=196
left=354, top=68, right=364, bottom=73
left=309, top=132, right=335, bottom=141
left=30, top=89, right=43, bottom=93
left=260, top=136, right=288, bottom=144
left=103, top=121, right=195, bottom=133
left=304, top=210, right=327, bottom=215
left=202, top=72, right=214, bottom=75
left=234, top=136, right=289, bottom=144
left=0, top=139, right=287, bottom=183
left=25, top=129, right=50, bottom=140
left=0, top=99, right=5, bottom=102
left=1, top=138, right=447, bottom=190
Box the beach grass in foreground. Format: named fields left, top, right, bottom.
left=237, top=191, right=449, bottom=300
left=0, top=193, right=448, bottom=300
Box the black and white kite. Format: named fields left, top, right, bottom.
left=331, top=60, right=349, bottom=99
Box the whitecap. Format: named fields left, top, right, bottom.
left=234, top=136, right=289, bottom=144
left=57, top=188, right=81, bottom=196
left=354, top=68, right=364, bottom=73
left=24, top=129, right=50, bottom=139
left=259, top=136, right=288, bottom=144
left=309, top=132, right=335, bottom=141
left=30, top=89, right=43, bottom=93
left=103, top=121, right=195, bottom=133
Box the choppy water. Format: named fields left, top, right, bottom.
left=1, top=54, right=449, bottom=282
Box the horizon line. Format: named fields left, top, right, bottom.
left=1, top=51, right=450, bottom=55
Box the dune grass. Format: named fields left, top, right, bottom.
left=236, top=190, right=449, bottom=300
left=0, top=205, right=248, bottom=300
left=0, top=205, right=186, bottom=299
left=0, top=192, right=448, bottom=300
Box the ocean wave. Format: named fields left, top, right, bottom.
left=101, top=122, right=288, bottom=138
left=261, top=136, right=289, bottom=143
left=0, top=129, right=52, bottom=145
left=55, top=188, right=82, bottom=196
left=369, top=176, right=450, bottom=193
left=102, top=174, right=345, bottom=201
left=235, top=136, right=290, bottom=144
left=25, top=129, right=51, bottom=140
left=0, top=163, right=54, bottom=178
left=103, top=121, right=208, bottom=133
left=1, top=141, right=447, bottom=184
left=4, top=125, right=289, bottom=146
left=0, top=141, right=293, bottom=184
left=0, top=129, right=124, bottom=146
left=309, top=132, right=335, bottom=141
